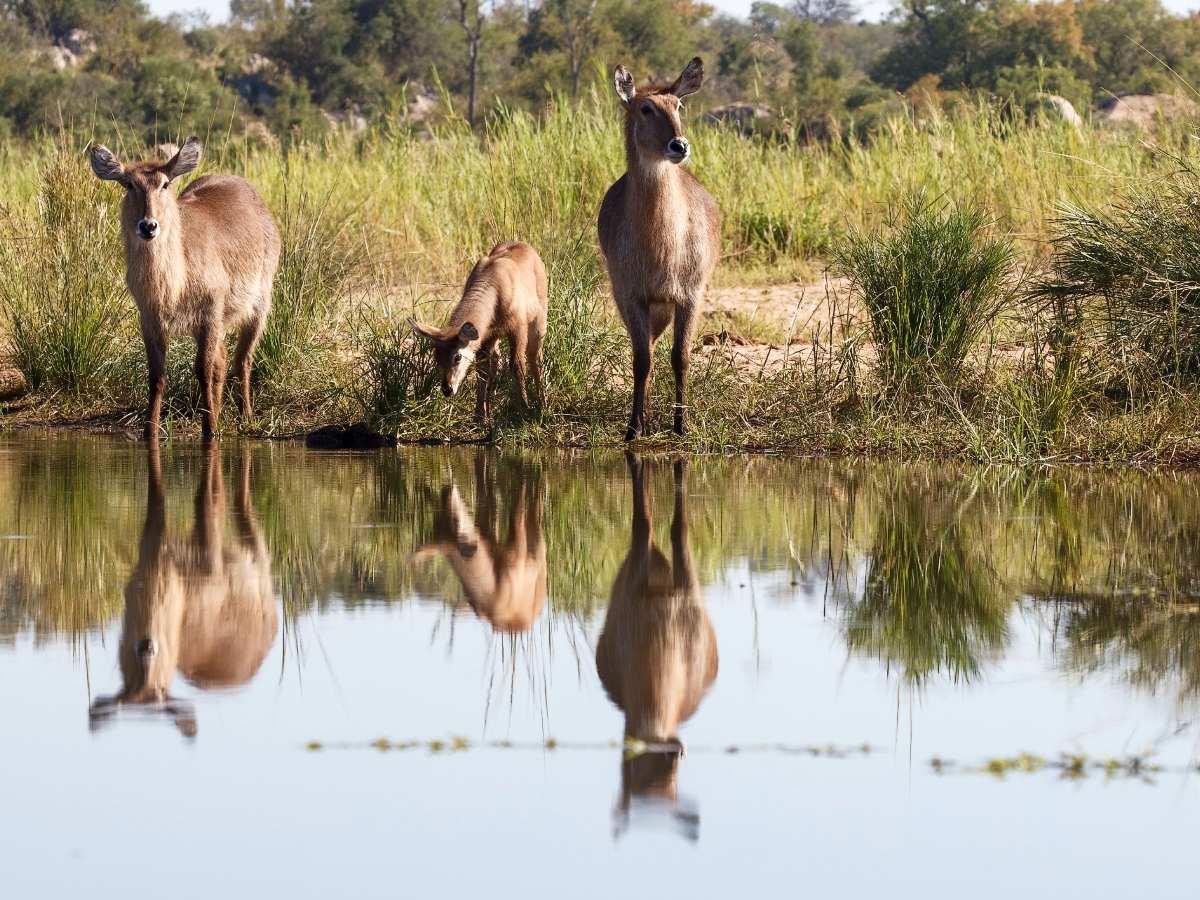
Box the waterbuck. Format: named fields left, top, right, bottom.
left=411, top=455, right=547, bottom=633
left=89, top=444, right=277, bottom=738
left=88, top=137, right=280, bottom=440
left=598, top=57, right=721, bottom=440
left=410, top=241, right=548, bottom=424
left=596, top=455, right=718, bottom=839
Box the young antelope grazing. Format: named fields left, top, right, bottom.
left=598, top=57, right=721, bottom=440
left=89, top=137, right=280, bottom=440
left=411, top=241, right=548, bottom=424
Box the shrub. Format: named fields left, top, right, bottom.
left=0, top=142, right=133, bottom=396
left=1033, top=167, right=1200, bottom=388
left=834, top=193, right=1014, bottom=390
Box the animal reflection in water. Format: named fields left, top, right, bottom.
left=412, top=456, right=547, bottom=633
left=596, top=456, right=718, bottom=841
left=89, top=445, right=277, bottom=737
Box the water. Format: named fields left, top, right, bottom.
left=2, top=434, right=1198, bottom=897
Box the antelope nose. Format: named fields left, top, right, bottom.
left=442, top=383, right=453, bottom=397
left=136, top=638, right=157, bottom=659
left=137, top=218, right=159, bottom=240
left=667, top=137, right=689, bottom=158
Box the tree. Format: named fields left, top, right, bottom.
left=543, top=0, right=603, bottom=97
left=458, top=0, right=486, bottom=126
left=791, top=0, right=857, bottom=25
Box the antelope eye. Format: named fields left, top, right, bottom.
left=641, top=104, right=654, bottom=116
left=160, top=181, right=169, bottom=190
left=453, top=353, right=462, bottom=364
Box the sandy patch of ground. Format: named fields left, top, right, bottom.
left=703, top=275, right=855, bottom=340
left=696, top=276, right=856, bottom=375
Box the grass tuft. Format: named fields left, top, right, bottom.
left=834, top=192, right=1015, bottom=391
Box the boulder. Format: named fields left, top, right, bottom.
left=704, top=103, right=774, bottom=134
left=1098, top=93, right=1199, bottom=130
left=1038, top=93, right=1082, bottom=127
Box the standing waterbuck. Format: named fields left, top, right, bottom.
left=598, top=57, right=721, bottom=440
left=89, top=137, right=281, bottom=440
left=411, top=241, right=548, bottom=425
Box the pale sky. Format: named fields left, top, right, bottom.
left=148, top=0, right=1198, bottom=25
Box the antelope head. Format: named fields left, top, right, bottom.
left=614, top=57, right=705, bottom=166
left=89, top=137, right=202, bottom=245
left=410, top=319, right=480, bottom=397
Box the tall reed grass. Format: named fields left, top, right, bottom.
left=2, top=102, right=1200, bottom=459
left=834, top=193, right=1014, bottom=390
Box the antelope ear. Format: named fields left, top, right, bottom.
left=669, top=57, right=704, bottom=99
left=162, top=136, right=201, bottom=182
left=614, top=65, right=636, bottom=105
left=409, top=318, right=443, bottom=342
left=89, top=144, right=125, bottom=182
left=457, top=322, right=479, bottom=344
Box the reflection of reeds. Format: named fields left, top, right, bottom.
left=8, top=437, right=1200, bottom=712
left=840, top=473, right=1011, bottom=685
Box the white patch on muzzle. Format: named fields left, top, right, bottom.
left=446, top=347, right=477, bottom=395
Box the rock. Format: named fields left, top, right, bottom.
left=405, top=90, right=439, bottom=125
left=62, top=29, right=95, bottom=56
left=243, top=53, right=272, bottom=75
left=45, top=46, right=77, bottom=70
left=704, top=103, right=774, bottom=134
left=1097, top=93, right=1199, bottom=130
left=323, top=107, right=369, bottom=133
left=1037, top=93, right=1082, bottom=127
left=305, top=423, right=398, bottom=450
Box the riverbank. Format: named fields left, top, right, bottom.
left=4, top=102, right=1200, bottom=462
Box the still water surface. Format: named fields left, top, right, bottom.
left=2, top=435, right=1199, bottom=897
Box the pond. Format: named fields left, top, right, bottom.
left=1, top=434, right=1198, bottom=897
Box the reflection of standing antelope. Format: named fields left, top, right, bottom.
left=596, top=455, right=718, bottom=839
left=411, top=455, right=547, bottom=633
left=89, top=444, right=277, bottom=737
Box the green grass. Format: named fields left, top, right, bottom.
left=4, top=100, right=1200, bottom=460
left=834, top=192, right=1015, bottom=390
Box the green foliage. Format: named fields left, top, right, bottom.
left=1034, top=166, right=1200, bottom=386
left=834, top=193, right=1014, bottom=389
left=0, top=140, right=133, bottom=395
left=3, top=0, right=1198, bottom=145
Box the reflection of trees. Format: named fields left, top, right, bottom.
left=841, top=477, right=1011, bottom=685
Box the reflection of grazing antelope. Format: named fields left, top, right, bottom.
left=411, top=455, right=547, bottom=633
left=596, top=455, right=718, bottom=839
left=89, top=444, right=277, bottom=737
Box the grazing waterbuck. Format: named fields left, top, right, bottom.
left=410, top=241, right=548, bottom=424
left=598, top=57, right=721, bottom=440
left=89, top=444, right=277, bottom=737
left=596, top=455, right=718, bottom=837
left=88, top=137, right=281, bottom=440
